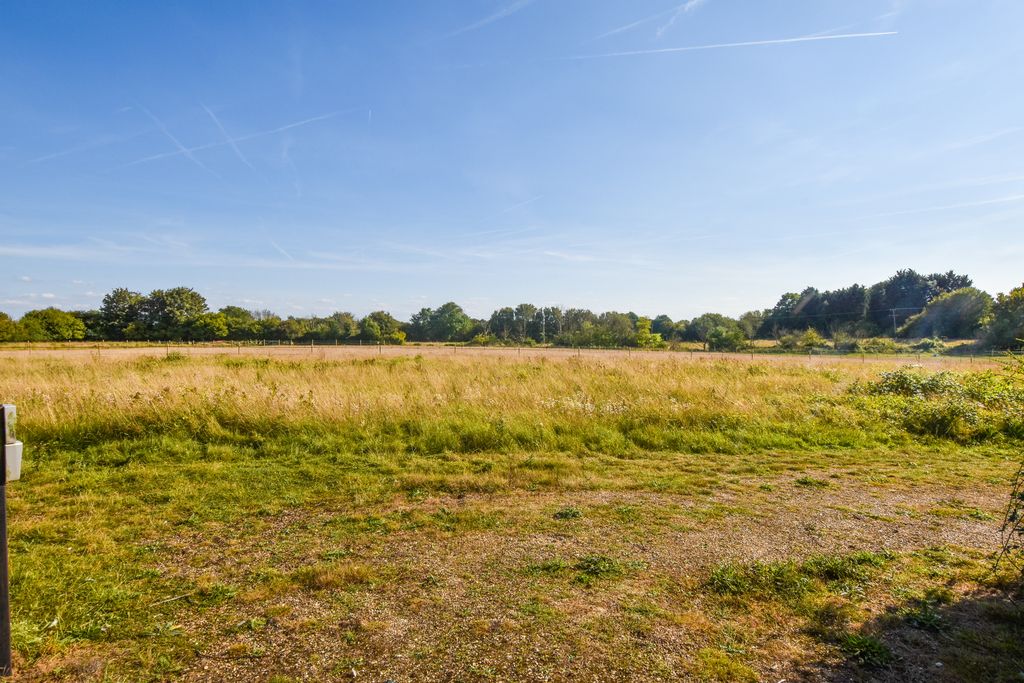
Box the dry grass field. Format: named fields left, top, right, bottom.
left=0, top=348, right=1020, bottom=681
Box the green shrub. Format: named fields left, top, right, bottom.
left=574, top=555, right=623, bottom=580
left=838, top=633, right=893, bottom=667
left=858, top=338, right=899, bottom=354
left=553, top=506, right=583, bottom=520
left=850, top=368, right=1024, bottom=442
left=911, top=337, right=946, bottom=353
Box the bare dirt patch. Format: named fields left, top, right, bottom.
left=154, top=477, right=1004, bottom=682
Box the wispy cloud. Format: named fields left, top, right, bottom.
left=138, top=105, right=222, bottom=178
left=859, top=193, right=1024, bottom=219
left=501, top=195, right=544, bottom=212
left=572, top=31, right=898, bottom=60
left=443, top=0, right=537, bottom=39
left=0, top=240, right=412, bottom=274
left=589, top=0, right=706, bottom=43
left=269, top=240, right=295, bottom=261
left=202, top=104, right=253, bottom=168
left=29, top=130, right=149, bottom=164
left=119, top=109, right=355, bottom=169
left=942, top=126, right=1024, bottom=152
left=656, top=0, right=707, bottom=39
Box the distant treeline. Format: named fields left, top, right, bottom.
left=2, top=269, right=1022, bottom=350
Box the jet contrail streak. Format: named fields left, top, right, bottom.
left=571, top=31, right=898, bottom=60
left=119, top=109, right=355, bottom=169
left=202, top=104, right=253, bottom=168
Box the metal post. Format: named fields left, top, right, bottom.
left=0, top=407, right=11, bottom=676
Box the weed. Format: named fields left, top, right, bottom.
left=838, top=633, right=893, bottom=667
left=574, top=555, right=622, bottom=579
left=553, top=506, right=582, bottom=520
left=691, top=648, right=758, bottom=682
left=795, top=476, right=830, bottom=488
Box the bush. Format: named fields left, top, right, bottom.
left=707, top=326, right=748, bottom=352
left=910, top=337, right=946, bottom=353
left=851, top=367, right=1024, bottom=442
left=857, top=337, right=899, bottom=354
left=468, top=334, right=497, bottom=346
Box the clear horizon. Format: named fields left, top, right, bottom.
left=2, top=1, right=1023, bottom=320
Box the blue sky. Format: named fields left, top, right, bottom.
left=2, top=0, right=1022, bottom=320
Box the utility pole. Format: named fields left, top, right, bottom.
left=891, top=309, right=898, bottom=337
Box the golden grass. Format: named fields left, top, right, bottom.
left=0, top=351, right=1019, bottom=681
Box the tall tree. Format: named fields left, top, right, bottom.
left=19, top=308, right=87, bottom=341
left=488, top=307, right=516, bottom=340
left=99, top=288, right=144, bottom=340
left=985, top=284, right=1024, bottom=349
left=429, top=302, right=473, bottom=342
left=867, top=270, right=933, bottom=333
left=360, top=311, right=405, bottom=344
left=133, top=287, right=209, bottom=340
left=0, top=313, right=15, bottom=342
left=513, top=303, right=538, bottom=341
left=219, top=306, right=260, bottom=340
left=900, top=288, right=992, bottom=339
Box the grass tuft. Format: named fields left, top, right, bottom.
left=289, top=562, right=375, bottom=591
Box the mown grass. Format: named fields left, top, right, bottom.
left=0, top=353, right=1020, bottom=680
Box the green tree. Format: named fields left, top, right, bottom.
left=19, top=308, right=87, bottom=341
left=0, top=313, right=15, bottom=342
left=651, top=314, right=676, bottom=340
left=706, top=326, right=748, bottom=352
left=135, top=287, right=209, bottom=340
left=71, top=310, right=104, bottom=340
left=360, top=311, right=405, bottom=344
left=798, top=328, right=829, bottom=350
left=219, top=306, right=260, bottom=340
left=985, top=284, right=1024, bottom=349
left=867, top=269, right=972, bottom=334
left=514, top=303, right=538, bottom=341
left=737, top=310, right=766, bottom=339
left=429, top=302, right=473, bottom=342
left=635, top=317, right=665, bottom=349
left=407, top=308, right=434, bottom=341
left=321, top=312, right=359, bottom=341
left=900, top=287, right=993, bottom=339
left=540, top=307, right=564, bottom=342
left=277, top=317, right=308, bottom=342
left=100, top=288, right=144, bottom=340
left=687, top=313, right=741, bottom=350
left=251, top=310, right=283, bottom=339
left=488, top=307, right=516, bottom=340
left=598, top=312, right=636, bottom=346
left=191, top=313, right=229, bottom=341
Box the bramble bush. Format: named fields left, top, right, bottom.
left=999, top=350, right=1024, bottom=578
left=850, top=366, right=1024, bottom=442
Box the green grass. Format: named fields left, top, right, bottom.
left=0, top=353, right=1020, bottom=680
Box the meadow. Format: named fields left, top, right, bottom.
left=0, top=348, right=1021, bottom=681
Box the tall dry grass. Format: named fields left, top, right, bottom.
left=0, top=353, right=906, bottom=455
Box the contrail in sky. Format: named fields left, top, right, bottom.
left=202, top=104, right=253, bottom=168
left=443, top=0, right=536, bottom=39
left=571, top=31, right=898, bottom=60
left=137, top=105, right=221, bottom=178
left=119, top=109, right=354, bottom=169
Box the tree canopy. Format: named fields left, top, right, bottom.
left=2, top=270, right=1019, bottom=350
